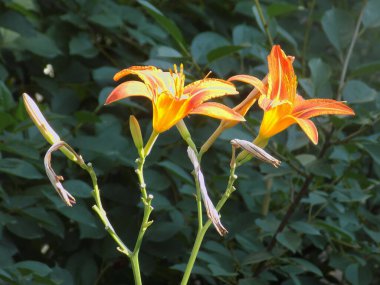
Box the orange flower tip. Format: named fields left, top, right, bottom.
left=113, top=66, right=158, bottom=81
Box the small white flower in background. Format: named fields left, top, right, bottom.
left=43, top=63, right=54, bottom=78
left=35, top=92, right=44, bottom=103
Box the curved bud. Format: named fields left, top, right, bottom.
left=23, top=93, right=77, bottom=162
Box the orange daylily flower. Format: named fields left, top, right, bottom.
left=105, top=65, right=245, bottom=133
left=229, top=45, right=355, bottom=146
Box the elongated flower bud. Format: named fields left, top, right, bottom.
left=23, top=93, right=77, bottom=162
left=23, top=93, right=60, bottom=144
left=129, top=115, right=144, bottom=153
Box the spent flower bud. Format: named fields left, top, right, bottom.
left=231, top=139, right=281, bottom=167
left=187, top=147, right=228, bottom=236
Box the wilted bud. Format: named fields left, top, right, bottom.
left=23, top=93, right=77, bottom=162
left=187, top=147, right=228, bottom=236
left=231, top=139, right=281, bottom=168
left=23, top=93, right=60, bottom=144
left=45, top=142, right=77, bottom=206
left=129, top=115, right=144, bottom=152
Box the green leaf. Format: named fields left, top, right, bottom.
left=277, top=230, right=302, bottom=253
left=267, top=3, right=299, bottom=17
left=208, top=263, right=237, bottom=277
left=158, top=161, right=193, bottom=184
left=350, top=60, right=380, bottom=77
left=147, top=221, right=181, bottom=242
left=14, top=261, right=52, bottom=277
left=59, top=203, right=97, bottom=226
left=0, top=81, right=15, bottom=111
left=0, top=158, right=43, bottom=179
left=345, top=264, right=372, bottom=285
left=92, top=66, right=119, bottom=85
left=63, top=180, right=92, bottom=198
left=191, top=32, right=229, bottom=64
left=207, top=45, right=244, bottom=62
left=0, top=10, right=36, bottom=37
left=316, top=220, right=354, bottom=241
left=289, top=258, right=323, bottom=276
left=232, top=24, right=264, bottom=48
left=243, top=251, right=273, bottom=265
left=138, top=0, right=187, bottom=53
left=290, top=221, right=320, bottom=236
left=308, top=58, right=332, bottom=98
left=321, top=8, right=355, bottom=52
left=69, top=33, right=97, bottom=58
left=362, top=143, right=380, bottom=165
left=343, top=80, right=377, bottom=104
left=362, top=0, right=380, bottom=28
left=171, top=263, right=211, bottom=275
left=6, top=217, right=44, bottom=239
left=16, top=32, right=61, bottom=58
left=87, top=2, right=123, bottom=28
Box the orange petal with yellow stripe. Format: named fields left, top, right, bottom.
left=293, top=97, right=355, bottom=119
left=190, top=102, right=245, bottom=122
left=228, top=74, right=267, bottom=95
left=185, top=78, right=238, bottom=105
left=292, top=117, right=318, bottom=144
left=267, top=45, right=297, bottom=103
left=105, top=81, right=152, bottom=105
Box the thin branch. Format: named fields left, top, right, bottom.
left=336, top=4, right=366, bottom=100
left=254, top=0, right=274, bottom=46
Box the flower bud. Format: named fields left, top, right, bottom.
left=23, top=93, right=77, bottom=162
left=129, top=115, right=144, bottom=152
left=23, top=93, right=60, bottom=144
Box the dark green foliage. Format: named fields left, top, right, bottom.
left=0, top=0, right=379, bottom=284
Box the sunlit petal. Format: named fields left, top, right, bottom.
left=258, top=102, right=294, bottom=138
left=293, top=97, right=355, bottom=119
left=152, top=92, right=190, bottom=133
left=228, top=74, right=267, bottom=95
left=184, top=78, right=238, bottom=104
left=190, top=102, right=245, bottom=122
left=105, top=81, right=152, bottom=105
left=292, top=117, right=318, bottom=144
left=267, top=45, right=297, bottom=103
left=113, top=66, right=176, bottom=97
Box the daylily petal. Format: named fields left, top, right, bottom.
left=293, top=97, right=355, bottom=119
left=184, top=78, right=238, bottom=104
left=153, top=91, right=190, bottom=133
left=258, top=102, right=294, bottom=138
left=190, top=102, right=245, bottom=122
left=105, top=81, right=152, bottom=105
left=228, top=74, right=267, bottom=95
left=113, top=66, right=175, bottom=97
left=267, top=45, right=297, bottom=103
left=292, top=117, right=318, bottom=144
left=113, top=66, right=159, bottom=81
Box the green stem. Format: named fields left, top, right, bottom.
left=301, top=0, right=316, bottom=77
left=199, top=123, right=224, bottom=157
left=81, top=161, right=133, bottom=257
left=129, top=131, right=158, bottom=284
left=144, top=130, right=159, bottom=156
left=130, top=255, right=142, bottom=285
left=254, top=0, right=274, bottom=46
left=336, top=4, right=365, bottom=100
left=176, top=120, right=198, bottom=154
left=181, top=152, right=238, bottom=285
